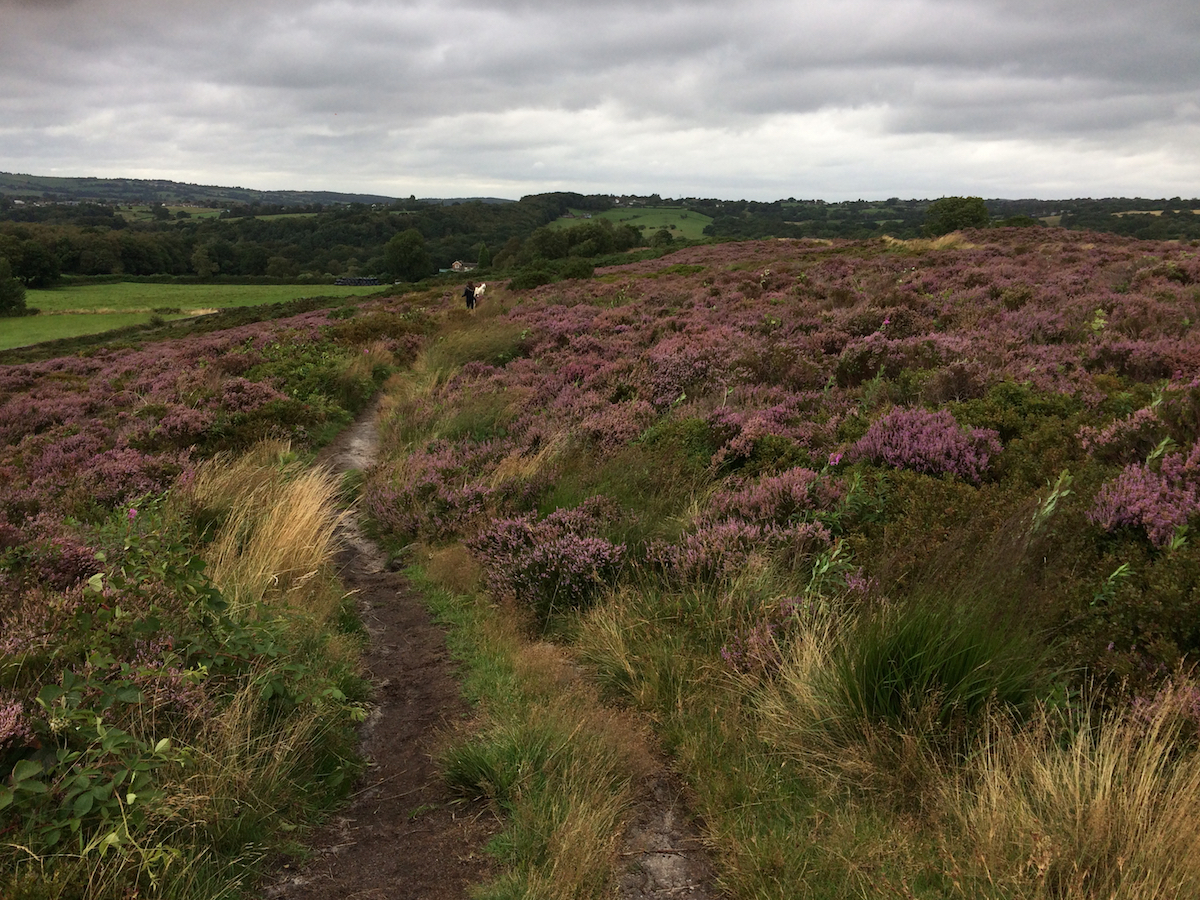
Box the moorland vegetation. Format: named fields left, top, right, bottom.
left=3, top=225, right=1200, bottom=898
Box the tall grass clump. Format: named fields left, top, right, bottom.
left=825, top=599, right=1044, bottom=739
left=943, top=680, right=1200, bottom=898
left=182, top=441, right=347, bottom=617
left=756, top=595, right=1047, bottom=806
left=423, top=316, right=529, bottom=376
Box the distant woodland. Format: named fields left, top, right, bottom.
left=2, top=173, right=1198, bottom=286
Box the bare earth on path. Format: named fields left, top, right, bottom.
left=264, top=409, right=500, bottom=900
left=264, top=403, right=721, bottom=900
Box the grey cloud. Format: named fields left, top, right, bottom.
left=1, top=0, right=1198, bottom=198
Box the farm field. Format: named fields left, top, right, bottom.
left=3, top=282, right=383, bottom=350
left=5, top=227, right=1200, bottom=898
left=117, top=205, right=224, bottom=222
left=554, top=205, right=714, bottom=240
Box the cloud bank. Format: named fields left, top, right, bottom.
left=2, top=0, right=1198, bottom=199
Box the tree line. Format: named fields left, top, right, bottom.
left=0, top=192, right=615, bottom=287
left=3, top=189, right=1199, bottom=299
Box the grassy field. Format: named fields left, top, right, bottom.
left=118, top=205, right=224, bottom=222
left=553, top=206, right=713, bottom=241
left=3, top=282, right=383, bottom=351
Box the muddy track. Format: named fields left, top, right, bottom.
left=264, top=404, right=719, bottom=899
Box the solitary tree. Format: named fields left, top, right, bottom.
left=384, top=228, right=434, bottom=282
left=0, top=257, right=29, bottom=317
left=650, top=227, right=674, bottom=248
left=924, top=196, right=990, bottom=236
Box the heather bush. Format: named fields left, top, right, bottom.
left=1078, top=406, right=1169, bottom=464
left=466, top=498, right=626, bottom=625
left=850, top=406, right=1002, bottom=483
left=705, top=466, right=843, bottom=527
left=1088, top=444, right=1200, bottom=547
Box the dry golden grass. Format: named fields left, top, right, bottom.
left=422, top=544, right=483, bottom=595
left=167, top=678, right=338, bottom=846
left=339, top=340, right=394, bottom=384
left=488, top=429, right=572, bottom=488
left=184, top=442, right=346, bottom=618
left=881, top=233, right=977, bottom=251
left=943, top=681, right=1200, bottom=898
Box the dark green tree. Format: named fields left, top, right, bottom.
left=0, top=257, right=29, bottom=316
left=384, top=228, right=434, bottom=282
left=477, top=243, right=492, bottom=269
left=650, top=227, right=674, bottom=248
left=924, top=196, right=990, bottom=236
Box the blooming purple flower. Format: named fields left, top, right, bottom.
left=849, top=407, right=1001, bottom=483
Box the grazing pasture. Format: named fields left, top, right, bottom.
left=2, top=282, right=383, bottom=350
left=555, top=206, right=714, bottom=241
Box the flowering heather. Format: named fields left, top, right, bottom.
left=363, top=444, right=498, bottom=543
left=1078, top=407, right=1169, bottom=464
left=721, top=618, right=783, bottom=676
left=0, top=696, right=32, bottom=749
left=466, top=498, right=626, bottom=621
left=850, top=407, right=1002, bottom=483
left=650, top=519, right=832, bottom=584
left=1130, top=678, right=1200, bottom=740
left=706, top=467, right=842, bottom=526
left=1088, top=445, right=1200, bottom=547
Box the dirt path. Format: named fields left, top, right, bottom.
left=264, top=403, right=719, bottom=900
left=265, top=409, right=499, bottom=900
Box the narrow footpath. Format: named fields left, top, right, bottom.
left=265, top=409, right=499, bottom=900
left=265, top=403, right=720, bottom=900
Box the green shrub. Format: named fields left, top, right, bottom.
left=0, top=257, right=28, bottom=317
left=508, top=268, right=553, bottom=291
left=559, top=258, right=595, bottom=281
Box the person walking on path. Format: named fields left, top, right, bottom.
left=463, top=281, right=476, bottom=311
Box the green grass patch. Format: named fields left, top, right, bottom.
left=0, top=311, right=180, bottom=351
left=552, top=207, right=713, bottom=241
left=2, top=283, right=385, bottom=351
left=27, top=282, right=380, bottom=315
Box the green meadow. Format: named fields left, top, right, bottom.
left=554, top=206, right=714, bottom=241
left=2, top=282, right=382, bottom=351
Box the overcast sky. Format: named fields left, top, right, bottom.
left=2, top=0, right=1198, bottom=201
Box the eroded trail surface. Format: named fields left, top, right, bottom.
left=266, top=405, right=719, bottom=900
left=266, top=411, right=499, bottom=900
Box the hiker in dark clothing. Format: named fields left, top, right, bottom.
left=463, top=281, right=476, bottom=310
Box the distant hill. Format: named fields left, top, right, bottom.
left=0, top=172, right=403, bottom=207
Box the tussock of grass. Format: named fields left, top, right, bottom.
left=944, top=681, right=1200, bottom=898
left=173, top=677, right=355, bottom=850
left=881, top=232, right=977, bottom=251
left=185, top=442, right=347, bottom=616
left=423, top=320, right=528, bottom=375
left=489, top=430, right=572, bottom=489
